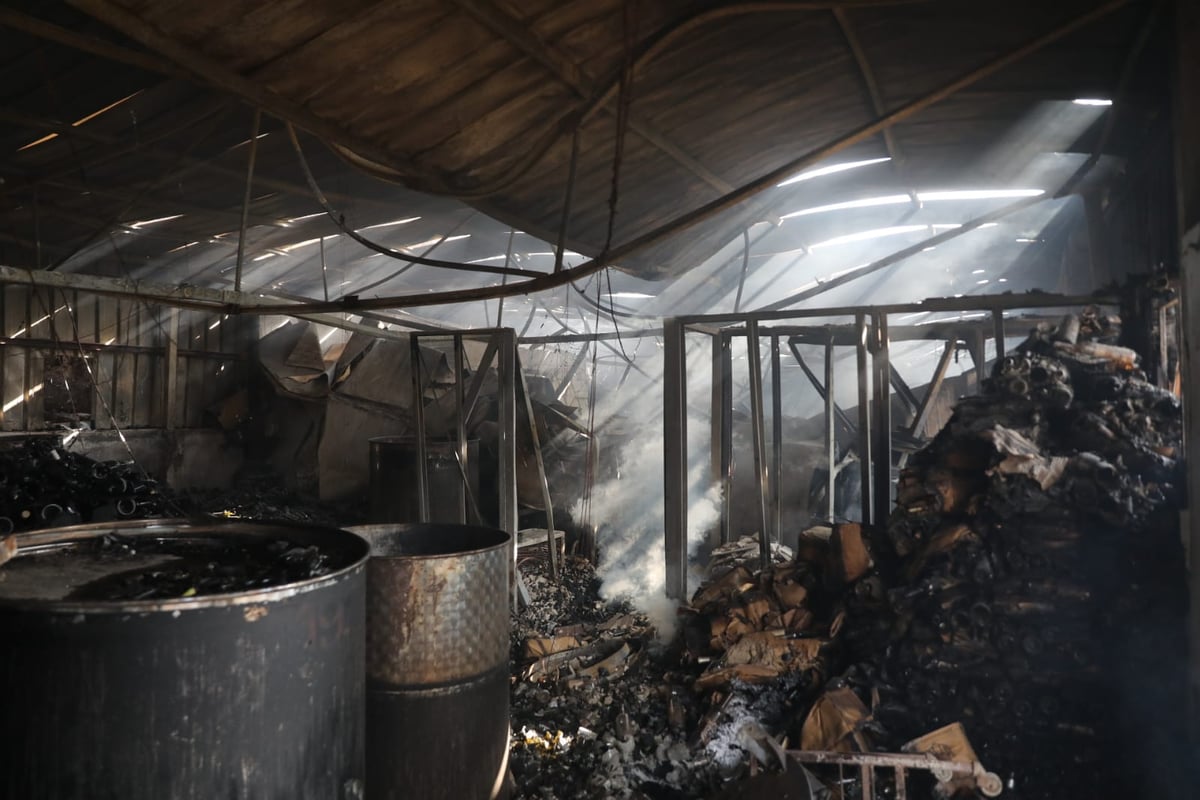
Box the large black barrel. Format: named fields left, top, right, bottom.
left=368, top=436, right=480, bottom=524
left=0, top=519, right=369, bottom=799
left=349, top=523, right=510, bottom=800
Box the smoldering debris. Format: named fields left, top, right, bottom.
left=0, top=439, right=169, bottom=533
left=509, top=310, right=1188, bottom=800
left=176, top=470, right=367, bottom=526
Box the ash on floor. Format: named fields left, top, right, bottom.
left=509, top=555, right=806, bottom=800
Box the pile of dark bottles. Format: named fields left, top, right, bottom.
left=0, top=439, right=169, bottom=534
left=838, top=309, right=1188, bottom=799
left=65, top=533, right=342, bottom=601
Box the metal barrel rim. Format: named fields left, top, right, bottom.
left=0, top=518, right=370, bottom=614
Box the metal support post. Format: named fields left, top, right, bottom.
left=824, top=335, right=837, bottom=521
left=770, top=334, right=783, bottom=544
left=497, top=329, right=520, bottom=608
left=164, top=307, right=178, bottom=430
left=454, top=334, right=468, bottom=524
left=871, top=312, right=893, bottom=529
left=856, top=314, right=873, bottom=525
left=992, top=308, right=1006, bottom=362
left=715, top=332, right=734, bottom=544
left=746, top=319, right=771, bottom=566
left=409, top=336, right=430, bottom=523
left=972, top=328, right=987, bottom=391
left=663, top=318, right=688, bottom=600
left=516, top=353, right=559, bottom=579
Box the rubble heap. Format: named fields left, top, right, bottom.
left=509, top=310, right=1187, bottom=799
left=0, top=439, right=169, bottom=533
left=510, top=555, right=722, bottom=800
left=680, top=312, right=1185, bottom=798
left=837, top=313, right=1187, bottom=798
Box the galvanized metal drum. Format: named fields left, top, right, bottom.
left=348, top=523, right=511, bottom=800
left=0, top=519, right=369, bottom=800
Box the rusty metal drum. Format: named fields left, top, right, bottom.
left=0, top=519, right=369, bottom=800
left=348, top=523, right=511, bottom=800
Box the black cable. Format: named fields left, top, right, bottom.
left=603, top=267, right=632, bottom=363
left=285, top=123, right=541, bottom=281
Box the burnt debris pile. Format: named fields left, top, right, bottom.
left=0, top=439, right=169, bottom=533
left=63, top=533, right=343, bottom=601
left=836, top=312, right=1187, bottom=798
left=510, top=556, right=722, bottom=800
left=508, top=310, right=1187, bottom=800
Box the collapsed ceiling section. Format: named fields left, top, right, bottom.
left=0, top=0, right=1172, bottom=328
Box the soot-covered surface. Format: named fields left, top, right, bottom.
left=509, top=555, right=812, bottom=800
left=2, top=529, right=362, bottom=602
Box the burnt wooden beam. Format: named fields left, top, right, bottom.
left=0, top=7, right=185, bottom=78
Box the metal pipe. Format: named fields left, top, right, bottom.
left=410, top=336, right=430, bottom=523
left=496, top=329, right=519, bottom=607
left=516, top=354, right=559, bottom=578
left=746, top=320, right=770, bottom=569
left=164, top=307, right=178, bottom=430
left=824, top=335, right=836, bottom=521
left=663, top=317, right=688, bottom=599
left=856, top=314, right=873, bottom=525
left=454, top=334, right=468, bottom=524
left=720, top=333, right=734, bottom=544
left=770, top=334, right=783, bottom=544
left=871, top=312, right=892, bottom=527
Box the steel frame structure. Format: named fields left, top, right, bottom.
left=662, top=292, right=1118, bottom=600
left=407, top=327, right=561, bottom=609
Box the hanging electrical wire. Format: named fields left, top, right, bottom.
left=285, top=123, right=542, bottom=281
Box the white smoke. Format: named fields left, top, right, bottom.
left=577, top=343, right=722, bottom=639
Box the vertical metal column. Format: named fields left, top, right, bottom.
left=992, top=309, right=1006, bottom=362
left=746, top=320, right=771, bottom=568
left=663, top=318, right=688, bottom=600
left=710, top=332, right=726, bottom=550
left=409, top=335, right=430, bottom=523
left=453, top=334, right=468, bottom=524
left=856, top=314, right=874, bottom=526
left=516, top=354, right=559, bottom=579
left=972, top=328, right=987, bottom=392
left=710, top=332, right=733, bottom=545
left=496, top=329, right=519, bottom=608
left=824, top=335, right=837, bottom=522
left=871, top=312, right=893, bottom=529
left=770, top=335, right=784, bottom=544
left=164, top=308, right=178, bottom=430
